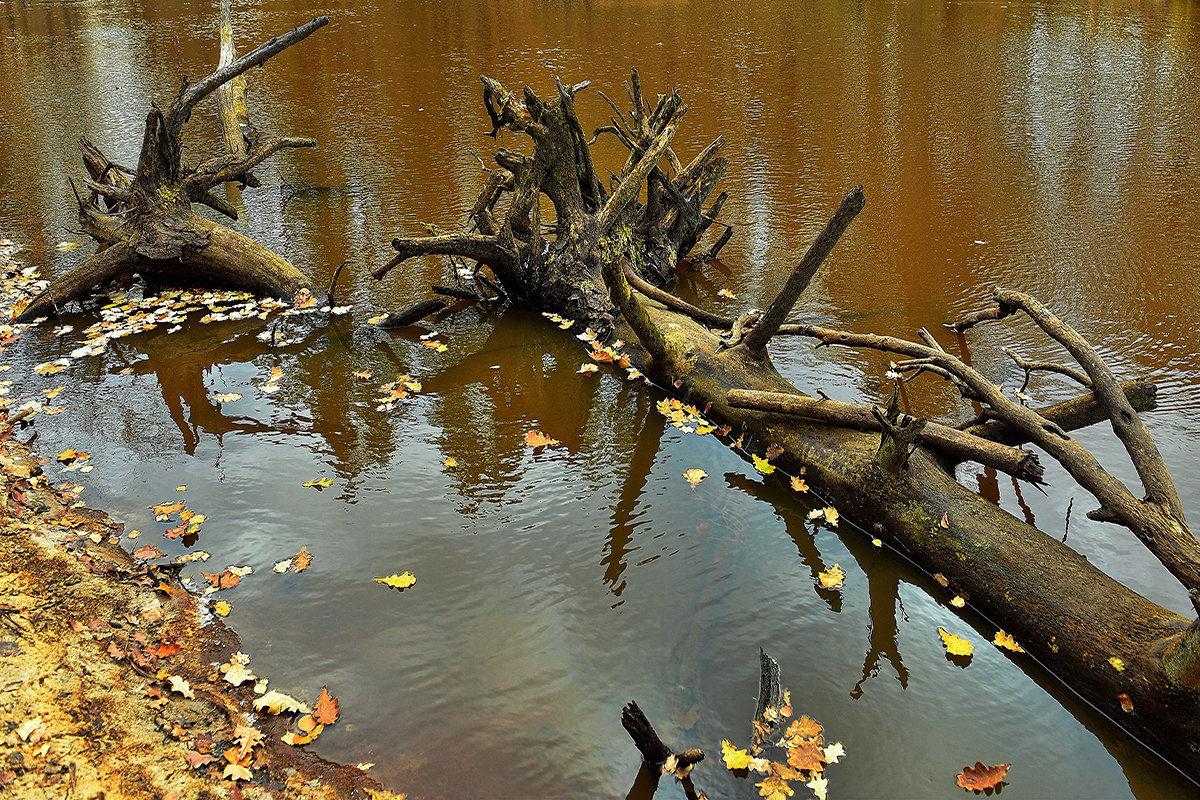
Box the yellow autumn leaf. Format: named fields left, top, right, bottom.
left=817, top=564, right=845, bottom=589
left=822, top=506, right=839, bottom=526
left=1109, top=656, right=1125, bottom=671
left=374, top=572, right=416, bottom=590
left=443, top=457, right=457, bottom=467
left=938, top=627, right=974, bottom=657
left=303, top=477, right=333, bottom=488
left=721, top=739, right=753, bottom=770
left=756, top=774, right=794, bottom=799
left=950, top=596, right=966, bottom=608
left=577, top=363, right=599, bottom=374
left=253, top=690, right=308, bottom=715
left=683, top=469, right=707, bottom=487
left=752, top=454, right=775, bottom=474
left=213, top=600, right=232, bottom=617
left=993, top=630, right=1025, bottom=653
left=790, top=476, right=808, bottom=493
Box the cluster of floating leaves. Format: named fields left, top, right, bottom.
left=542, top=312, right=645, bottom=380
left=720, top=689, right=845, bottom=800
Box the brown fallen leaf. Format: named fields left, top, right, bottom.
left=292, top=546, right=312, bottom=572
left=313, top=686, right=340, bottom=725
left=956, top=761, right=1010, bottom=791
left=1118, top=693, right=1134, bottom=713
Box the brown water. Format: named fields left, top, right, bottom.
left=3, top=1, right=1200, bottom=797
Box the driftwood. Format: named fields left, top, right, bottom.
left=13, top=16, right=328, bottom=323
left=375, top=72, right=1200, bottom=782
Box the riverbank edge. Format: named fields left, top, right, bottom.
left=0, top=415, right=400, bottom=800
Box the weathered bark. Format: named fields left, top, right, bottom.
left=14, top=15, right=328, bottom=323
left=216, top=0, right=259, bottom=188
left=375, top=72, right=1200, bottom=782
left=374, top=71, right=728, bottom=327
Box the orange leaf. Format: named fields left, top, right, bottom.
left=956, top=762, right=1010, bottom=791
left=313, top=686, right=340, bottom=725
left=292, top=546, right=312, bottom=572
left=940, top=512, right=950, bottom=528
left=151, top=641, right=181, bottom=658
left=1118, top=693, right=1134, bottom=713
left=787, top=716, right=823, bottom=741
left=786, top=739, right=826, bottom=773
left=524, top=430, right=560, bottom=448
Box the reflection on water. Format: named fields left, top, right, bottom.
left=3, top=0, right=1200, bottom=797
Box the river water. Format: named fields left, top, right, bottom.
left=2, top=1, right=1200, bottom=797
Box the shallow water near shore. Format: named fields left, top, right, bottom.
left=3, top=1, right=1200, bottom=797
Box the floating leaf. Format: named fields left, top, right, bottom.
left=313, top=686, right=340, bottom=725
left=1118, top=693, right=1134, bottom=713
left=213, top=600, right=232, bottom=617
left=956, top=761, right=1010, bottom=791
left=752, top=454, right=775, bottom=474
left=950, top=595, right=966, bottom=608
left=253, top=690, right=308, bottom=715
left=56, top=241, right=80, bottom=251
left=822, top=506, right=839, bottom=526
left=933, top=573, right=949, bottom=587
left=303, top=477, right=333, bottom=489
left=374, top=572, right=416, bottom=590
left=524, top=430, right=560, bottom=448
left=790, top=476, right=808, bottom=493
left=817, top=564, right=845, bottom=589
left=211, top=392, right=242, bottom=403
left=292, top=546, right=312, bottom=572
left=993, top=630, right=1025, bottom=653
left=132, top=544, right=164, bottom=560
left=273, top=558, right=292, bottom=573
left=938, top=627, right=974, bottom=657
left=822, top=742, right=845, bottom=765
left=443, top=457, right=457, bottom=467
left=683, top=468, right=707, bottom=487
left=352, top=369, right=374, bottom=380
left=717, top=288, right=737, bottom=299
left=577, top=362, right=599, bottom=374
left=807, top=774, right=829, bottom=800
left=721, top=739, right=753, bottom=770
left=756, top=774, right=794, bottom=799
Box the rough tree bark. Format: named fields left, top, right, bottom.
left=13, top=15, right=329, bottom=323
left=379, top=74, right=1200, bottom=782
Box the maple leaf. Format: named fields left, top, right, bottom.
left=938, top=627, right=974, bottom=657
left=524, top=430, right=560, bottom=448
left=683, top=469, right=707, bottom=487
left=789, top=476, right=808, bottom=493
left=721, top=739, right=753, bottom=770
left=752, top=454, right=775, bottom=474
left=292, top=546, right=312, bottom=572
left=312, top=686, right=341, bottom=724
left=756, top=774, right=794, bottom=799
left=222, top=763, right=253, bottom=781
left=374, top=572, right=416, bottom=590
left=253, top=690, right=308, bottom=715
left=993, top=630, right=1025, bottom=653
left=303, top=477, right=333, bottom=489
left=817, top=564, right=845, bottom=589
left=956, top=761, right=1010, bottom=791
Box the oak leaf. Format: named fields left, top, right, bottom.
left=993, top=630, right=1025, bottom=653
left=822, top=742, right=845, bottom=764
left=956, top=761, right=1010, bottom=791
left=756, top=774, right=794, bottom=799
left=374, top=572, right=416, bottom=590
left=807, top=774, right=829, bottom=800
left=683, top=469, right=707, bottom=487
left=234, top=724, right=264, bottom=758
left=132, top=545, right=164, bottom=560
left=786, top=739, right=826, bottom=773
left=938, top=627, right=974, bottom=657
left=222, top=763, right=252, bottom=781
left=817, top=565, right=844, bottom=589
left=524, top=430, right=560, bottom=448
left=786, top=715, right=822, bottom=741
left=292, top=546, right=312, bottom=572
left=253, top=690, right=308, bottom=715
left=167, top=675, right=194, bottom=698
left=183, top=750, right=217, bottom=769
left=721, top=739, right=753, bottom=770
left=313, top=686, right=340, bottom=725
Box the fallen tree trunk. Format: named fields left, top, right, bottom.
left=377, top=73, right=1200, bottom=782
left=13, top=15, right=328, bottom=323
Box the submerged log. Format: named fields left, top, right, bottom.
left=13, top=15, right=329, bottom=323
left=377, top=72, right=1200, bottom=782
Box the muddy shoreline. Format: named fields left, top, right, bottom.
left=0, top=418, right=400, bottom=799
